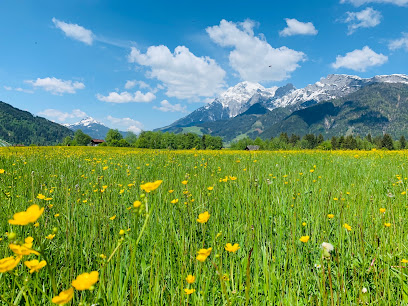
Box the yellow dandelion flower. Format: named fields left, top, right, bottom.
left=207, top=186, right=214, bottom=191
left=46, top=234, right=55, bottom=240
left=9, top=237, right=39, bottom=256
left=379, top=208, right=386, bottom=213
left=171, top=199, right=179, bottom=204
left=225, top=243, right=240, bottom=253
left=72, top=271, right=99, bottom=290
left=186, top=275, right=196, bottom=284
left=384, top=223, right=391, bottom=227
left=401, top=259, right=408, bottom=263
left=109, top=215, right=116, bottom=220
left=299, top=236, right=310, bottom=243
left=184, top=288, right=195, bottom=295
left=36, top=194, right=46, bottom=200
left=197, top=211, right=210, bottom=223
left=0, top=255, right=22, bottom=273
left=8, top=204, right=44, bottom=225
left=343, top=223, right=352, bottom=231
left=327, top=214, right=334, bottom=219
left=24, top=259, right=46, bottom=273
left=196, top=248, right=212, bottom=262
left=140, top=180, right=163, bottom=193
left=52, top=288, right=74, bottom=305
left=133, top=201, right=142, bottom=208
left=181, top=180, right=188, bottom=185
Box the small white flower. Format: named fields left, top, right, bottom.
left=314, top=264, right=321, bottom=269
left=362, top=287, right=368, bottom=293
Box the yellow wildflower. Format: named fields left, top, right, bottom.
left=225, top=243, right=240, bottom=253
left=384, top=223, right=391, bottom=227
left=171, top=199, right=179, bottom=204
left=140, top=180, right=163, bottom=193
left=46, top=234, right=55, bottom=240
left=24, top=259, right=46, bottom=273
left=8, top=204, right=44, bottom=225
left=133, top=201, right=142, bottom=208
left=37, top=194, right=46, bottom=200
left=119, top=229, right=125, bottom=235
left=181, top=180, right=188, bottom=185
left=184, top=288, right=195, bottom=295
left=72, top=271, right=99, bottom=290
left=100, top=254, right=107, bottom=259
left=299, top=236, right=310, bottom=243
left=197, top=211, right=210, bottom=223
left=327, top=214, right=334, bottom=219
left=343, top=223, right=352, bottom=231
left=401, top=259, right=408, bottom=263
left=186, top=275, right=196, bottom=284
left=0, top=169, right=4, bottom=174
left=0, top=255, right=22, bottom=273
left=109, top=215, right=116, bottom=220
left=52, top=288, right=74, bottom=305
left=54, top=214, right=60, bottom=217
left=302, top=222, right=307, bottom=226
left=207, top=186, right=214, bottom=191
left=9, top=237, right=39, bottom=256
left=379, top=208, right=386, bottom=213
left=196, top=248, right=212, bottom=262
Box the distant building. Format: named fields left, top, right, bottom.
left=245, top=145, right=260, bottom=151
left=90, top=139, right=105, bottom=146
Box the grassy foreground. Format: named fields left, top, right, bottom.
left=1, top=147, right=408, bottom=305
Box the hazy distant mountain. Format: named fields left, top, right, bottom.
left=0, top=101, right=73, bottom=145
left=64, top=117, right=127, bottom=139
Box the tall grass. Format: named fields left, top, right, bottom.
left=0, top=147, right=407, bottom=305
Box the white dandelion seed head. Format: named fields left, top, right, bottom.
left=321, top=242, right=334, bottom=252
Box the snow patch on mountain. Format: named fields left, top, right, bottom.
left=64, top=117, right=105, bottom=128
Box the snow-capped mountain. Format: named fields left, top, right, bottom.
left=159, top=74, right=408, bottom=132
left=272, top=74, right=408, bottom=109
left=64, top=117, right=126, bottom=139
left=64, top=117, right=104, bottom=129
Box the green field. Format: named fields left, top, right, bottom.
left=1, top=147, right=408, bottom=305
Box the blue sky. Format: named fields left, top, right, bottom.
left=0, top=0, right=407, bottom=132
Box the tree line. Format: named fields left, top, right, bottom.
left=230, top=133, right=407, bottom=150
left=61, top=129, right=223, bottom=150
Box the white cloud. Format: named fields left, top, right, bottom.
left=279, top=18, right=318, bottom=36
left=3, top=86, right=34, bottom=93
left=206, top=19, right=306, bottom=82
left=344, top=7, right=381, bottom=34
left=25, top=77, right=85, bottom=95
left=124, top=80, right=150, bottom=90
left=106, top=115, right=144, bottom=134
left=128, top=45, right=226, bottom=99
left=389, top=33, right=408, bottom=51
left=340, top=0, right=408, bottom=6
left=153, top=100, right=188, bottom=113
left=332, top=46, right=388, bottom=71
left=38, top=109, right=87, bottom=122
left=96, top=91, right=155, bottom=103
left=52, top=18, right=94, bottom=45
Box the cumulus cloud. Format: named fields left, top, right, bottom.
left=124, top=80, right=151, bottom=90
left=38, top=109, right=87, bottom=122
left=344, top=7, right=381, bottom=34
left=206, top=19, right=305, bottom=82
left=279, top=18, right=318, bottom=36
left=332, top=46, right=388, bottom=71
left=340, top=0, right=408, bottom=6
left=106, top=115, right=144, bottom=134
left=3, top=86, right=34, bottom=94
left=128, top=45, right=226, bottom=99
left=96, top=91, right=155, bottom=103
left=25, top=77, right=85, bottom=95
left=153, top=100, right=188, bottom=113
left=52, top=18, right=94, bottom=45
left=389, top=33, right=408, bottom=51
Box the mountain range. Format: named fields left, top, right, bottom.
left=158, top=74, right=408, bottom=142
left=64, top=117, right=127, bottom=139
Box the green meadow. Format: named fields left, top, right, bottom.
left=1, top=147, right=408, bottom=305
